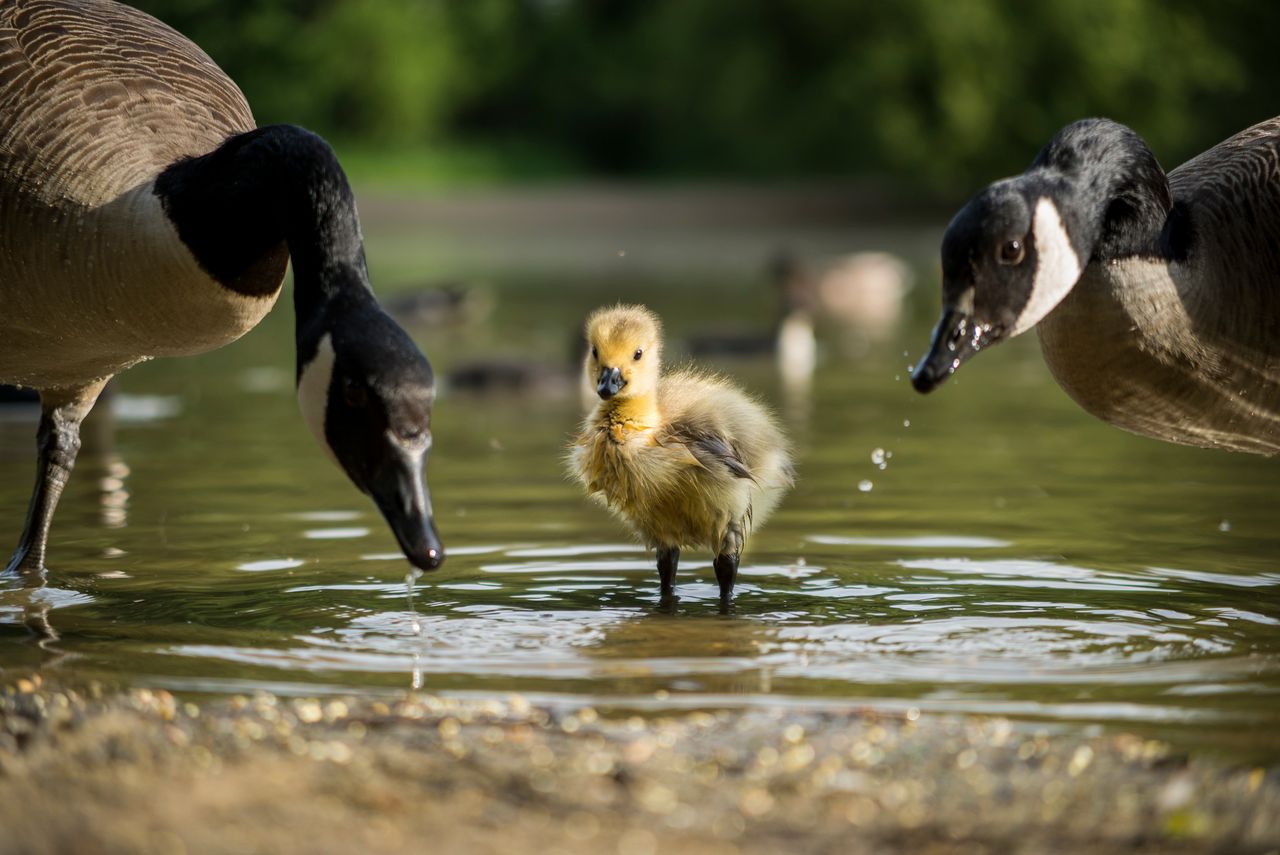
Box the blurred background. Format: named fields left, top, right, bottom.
left=134, top=0, right=1275, bottom=194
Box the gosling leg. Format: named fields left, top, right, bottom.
left=657, top=546, right=680, bottom=599
left=713, top=524, right=745, bottom=605
left=3, top=381, right=107, bottom=578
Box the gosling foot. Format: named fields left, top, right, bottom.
left=657, top=546, right=680, bottom=599
left=713, top=551, right=739, bottom=608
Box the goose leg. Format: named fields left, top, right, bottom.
left=713, top=524, right=745, bottom=606
left=3, top=381, right=107, bottom=578
left=657, top=546, right=679, bottom=598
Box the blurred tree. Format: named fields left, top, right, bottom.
left=134, top=0, right=1276, bottom=193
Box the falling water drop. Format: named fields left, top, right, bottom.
left=1219, top=520, right=1232, bottom=533
left=857, top=480, right=874, bottom=493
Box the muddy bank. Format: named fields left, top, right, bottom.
left=1, top=677, right=1276, bottom=855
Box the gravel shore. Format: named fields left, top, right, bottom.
left=1, top=676, right=1277, bottom=854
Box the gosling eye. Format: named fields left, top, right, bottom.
left=997, top=238, right=1025, bottom=265
left=342, top=377, right=368, bottom=408
left=633, top=348, right=643, bottom=361
left=591, top=345, right=598, bottom=360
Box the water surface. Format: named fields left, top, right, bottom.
left=2, top=219, right=1277, bottom=761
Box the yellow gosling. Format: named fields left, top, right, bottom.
left=568, top=304, right=795, bottom=604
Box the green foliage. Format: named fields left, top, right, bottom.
left=133, top=0, right=1275, bottom=191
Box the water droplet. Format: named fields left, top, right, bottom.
left=1219, top=520, right=1231, bottom=532
left=894, top=375, right=901, bottom=382
left=870, top=448, right=886, bottom=465
left=857, top=480, right=873, bottom=493
left=902, top=419, right=911, bottom=428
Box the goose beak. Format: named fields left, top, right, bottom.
left=597, top=366, right=625, bottom=399
left=368, top=446, right=444, bottom=572
left=911, top=309, right=983, bottom=393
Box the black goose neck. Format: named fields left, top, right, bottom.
left=156, top=123, right=372, bottom=324
left=1029, top=118, right=1172, bottom=262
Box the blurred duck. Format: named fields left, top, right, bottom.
left=381, top=282, right=493, bottom=328
left=446, top=329, right=593, bottom=407
left=569, top=305, right=794, bottom=605
left=685, top=269, right=816, bottom=390
left=781, top=250, right=914, bottom=334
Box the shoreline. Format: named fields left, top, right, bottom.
left=3, top=677, right=1276, bottom=854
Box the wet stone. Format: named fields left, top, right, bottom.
left=0, top=680, right=1275, bottom=854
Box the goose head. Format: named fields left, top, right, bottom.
left=912, top=118, right=1169, bottom=393
left=297, top=302, right=443, bottom=571
left=584, top=304, right=663, bottom=400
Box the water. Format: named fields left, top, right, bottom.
left=1, top=220, right=1278, bottom=762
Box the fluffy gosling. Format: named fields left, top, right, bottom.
left=568, top=304, right=795, bottom=604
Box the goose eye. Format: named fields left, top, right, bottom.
left=633, top=348, right=643, bottom=361
left=343, top=378, right=368, bottom=408
left=395, top=424, right=429, bottom=447
left=997, top=238, right=1024, bottom=265
left=591, top=346, right=598, bottom=360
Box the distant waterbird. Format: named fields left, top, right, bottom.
left=568, top=304, right=794, bottom=606
left=912, top=116, right=1280, bottom=454
left=0, top=0, right=443, bottom=576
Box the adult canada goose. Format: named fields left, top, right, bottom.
left=911, top=116, right=1280, bottom=455
left=569, top=305, right=794, bottom=605
left=0, top=0, right=444, bottom=575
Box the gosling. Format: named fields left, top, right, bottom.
left=568, top=304, right=795, bottom=604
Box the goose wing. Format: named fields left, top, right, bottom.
left=0, top=0, right=255, bottom=205
left=1166, top=116, right=1280, bottom=339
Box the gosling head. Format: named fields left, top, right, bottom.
left=584, top=304, right=663, bottom=401
left=297, top=307, right=444, bottom=572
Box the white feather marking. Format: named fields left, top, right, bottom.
left=1011, top=198, right=1083, bottom=336
left=297, top=333, right=339, bottom=465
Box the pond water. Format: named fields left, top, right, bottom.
left=1, top=211, right=1277, bottom=762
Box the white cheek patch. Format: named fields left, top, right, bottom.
left=1010, top=197, right=1083, bottom=336
left=297, top=333, right=339, bottom=465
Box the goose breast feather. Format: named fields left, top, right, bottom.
left=0, top=0, right=287, bottom=391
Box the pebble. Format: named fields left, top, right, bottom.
left=0, top=678, right=1275, bottom=854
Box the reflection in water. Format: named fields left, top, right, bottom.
left=127, top=540, right=1280, bottom=746
left=1, top=268, right=1278, bottom=761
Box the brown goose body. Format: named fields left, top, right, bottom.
left=1037, top=118, right=1280, bottom=455
left=0, top=0, right=285, bottom=391
left=0, top=0, right=445, bottom=580
left=914, top=116, right=1280, bottom=455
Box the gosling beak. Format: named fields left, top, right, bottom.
left=367, top=444, right=444, bottom=572
left=597, top=366, right=625, bottom=399
left=911, top=309, right=984, bottom=393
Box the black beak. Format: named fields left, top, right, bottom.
left=368, top=445, right=444, bottom=572
left=596, top=366, right=625, bottom=399
left=911, top=309, right=983, bottom=393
